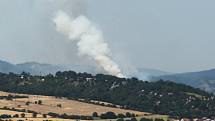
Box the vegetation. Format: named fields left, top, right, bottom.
left=0, top=107, right=38, bottom=114
left=38, top=100, right=42, bottom=105
left=13, top=114, right=19, bottom=118
left=140, top=117, right=153, bottom=121
left=92, top=112, right=98, bottom=117
left=0, top=94, right=28, bottom=100
left=0, top=71, right=214, bottom=118
left=154, top=119, right=164, bottom=121
left=0, top=114, right=12, bottom=118
left=32, top=113, right=37, bottom=118
left=47, top=111, right=137, bottom=120
left=47, top=112, right=93, bottom=120
left=100, top=112, right=117, bottom=119
left=20, top=113, right=25, bottom=118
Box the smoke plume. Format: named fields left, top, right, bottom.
left=53, top=11, right=124, bottom=78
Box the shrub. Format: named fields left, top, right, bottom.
left=32, top=113, right=37, bottom=118
left=0, top=114, right=12, bottom=118
left=155, top=119, right=164, bottom=121
left=42, top=114, right=47, bottom=118
left=92, top=112, right=98, bottom=117
left=100, top=112, right=117, bottom=119
left=20, top=113, right=25, bottom=118
left=140, top=118, right=153, bottom=121
left=131, top=117, right=137, bottom=121
left=13, top=114, right=19, bottom=118
left=117, top=118, right=124, bottom=121
left=126, top=112, right=132, bottom=117
left=57, top=104, right=62, bottom=108
left=25, top=101, right=30, bottom=106
left=117, top=113, right=126, bottom=118
left=38, top=100, right=42, bottom=105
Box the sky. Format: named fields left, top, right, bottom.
left=0, top=0, right=215, bottom=73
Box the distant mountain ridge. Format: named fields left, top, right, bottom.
left=152, top=69, right=215, bottom=93
left=1, top=59, right=215, bottom=94
left=0, top=60, right=172, bottom=78
left=137, top=68, right=171, bottom=78
left=0, top=60, right=20, bottom=73
left=0, top=60, right=67, bottom=75
left=16, top=62, right=66, bottom=75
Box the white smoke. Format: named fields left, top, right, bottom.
left=53, top=11, right=125, bottom=78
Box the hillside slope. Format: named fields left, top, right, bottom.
left=0, top=59, right=172, bottom=78
left=138, top=68, right=170, bottom=77
left=0, top=60, right=19, bottom=73
left=152, top=69, right=215, bottom=93
left=0, top=71, right=214, bottom=118
left=0, top=91, right=145, bottom=116
left=0, top=60, right=67, bottom=75
left=16, top=62, right=66, bottom=75
left=137, top=68, right=171, bottom=79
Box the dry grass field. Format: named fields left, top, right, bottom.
left=0, top=91, right=147, bottom=116
left=0, top=91, right=169, bottom=121
left=0, top=91, right=153, bottom=121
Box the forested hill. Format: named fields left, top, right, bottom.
left=0, top=71, right=214, bottom=118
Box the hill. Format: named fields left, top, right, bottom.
left=137, top=68, right=171, bottom=79
left=0, top=59, right=174, bottom=79
left=16, top=62, right=66, bottom=75
left=0, top=60, right=67, bottom=75
left=0, top=60, right=19, bottom=74
left=0, top=71, right=214, bottom=118
left=152, top=69, right=215, bottom=93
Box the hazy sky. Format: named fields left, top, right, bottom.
left=0, top=0, right=215, bottom=73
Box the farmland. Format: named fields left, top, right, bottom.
left=0, top=91, right=165, bottom=121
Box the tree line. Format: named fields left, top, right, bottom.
left=0, top=71, right=214, bottom=118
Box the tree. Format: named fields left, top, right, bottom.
left=117, top=113, right=126, bottom=118
left=25, top=101, right=30, bottom=106
left=131, top=113, right=136, bottom=117
left=155, top=119, right=164, bottom=121
left=92, top=112, right=98, bottom=117
left=126, top=112, right=132, bottom=117
left=117, top=118, right=124, bottom=121
left=140, top=118, right=153, bottom=121
left=13, top=114, right=19, bottom=118
left=100, top=112, right=117, bottom=119
left=0, top=114, right=12, bottom=118
left=42, top=114, right=47, bottom=118
left=20, top=113, right=25, bottom=118
left=57, top=104, right=62, bottom=108
left=38, top=100, right=42, bottom=105
left=131, top=118, right=137, bottom=121
left=32, top=113, right=37, bottom=118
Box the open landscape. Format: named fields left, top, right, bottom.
left=0, top=91, right=146, bottom=115
left=0, top=0, right=215, bottom=121
left=0, top=91, right=169, bottom=121
left=0, top=71, right=214, bottom=121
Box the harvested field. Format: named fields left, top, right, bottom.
left=0, top=91, right=148, bottom=116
